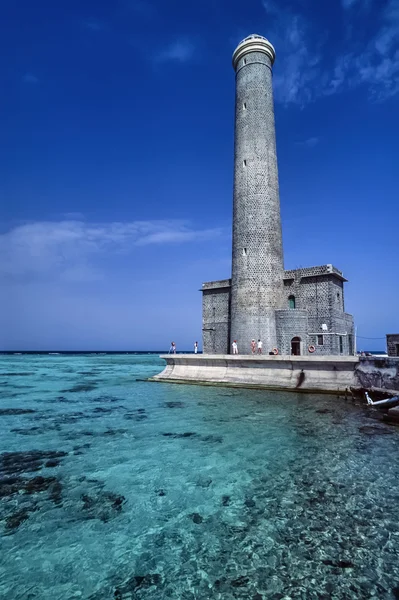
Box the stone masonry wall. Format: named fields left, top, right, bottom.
left=387, top=334, right=399, bottom=357
left=230, top=48, right=284, bottom=354
left=283, top=268, right=354, bottom=355
left=202, top=280, right=231, bottom=354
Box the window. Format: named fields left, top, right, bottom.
left=243, top=159, right=247, bottom=168
left=348, top=335, right=353, bottom=355
left=242, top=248, right=247, bottom=256
left=244, top=58, right=247, bottom=65
left=317, top=335, right=324, bottom=346
left=339, top=336, right=343, bottom=354
left=243, top=102, right=247, bottom=110
left=288, top=295, right=296, bottom=309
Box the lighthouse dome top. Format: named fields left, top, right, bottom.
left=232, top=34, right=276, bottom=70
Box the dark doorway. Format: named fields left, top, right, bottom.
left=291, top=337, right=301, bottom=356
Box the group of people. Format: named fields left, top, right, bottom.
left=168, top=341, right=199, bottom=354
left=232, top=339, right=263, bottom=355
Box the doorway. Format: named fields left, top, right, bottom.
left=291, top=337, right=301, bottom=356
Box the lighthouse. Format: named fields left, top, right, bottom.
left=229, top=35, right=284, bottom=352
left=200, top=35, right=354, bottom=357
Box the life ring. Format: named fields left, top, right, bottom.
left=272, top=348, right=279, bottom=355
left=308, top=345, right=316, bottom=353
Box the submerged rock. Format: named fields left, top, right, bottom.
left=114, top=573, right=162, bottom=598
left=61, top=383, right=97, bottom=393
left=5, top=508, right=32, bottom=531
left=322, top=559, right=355, bottom=569
left=162, top=432, right=197, bottom=439
left=81, top=491, right=126, bottom=522
left=164, top=401, right=185, bottom=408
left=231, top=576, right=250, bottom=587
left=359, top=425, right=394, bottom=436
left=0, top=450, right=67, bottom=476
left=189, top=512, right=203, bottom=524
left=0, top=408, right=36, bottom=415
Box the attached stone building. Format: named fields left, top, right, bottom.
left=201, top=34, right=355, bottom=356
left=387, top=334, right=399, bottom=357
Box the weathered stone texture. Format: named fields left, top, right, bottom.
left=202, top=280, right=230, bottom=354
left=387, top=334, right=399, bottom=357
left=230, top=46, right=284, bottom=353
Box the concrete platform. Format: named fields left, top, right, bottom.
left=151, top=354, right=360, bottom=395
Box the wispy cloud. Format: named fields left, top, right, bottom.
left=156, top=38, right=196, bottom=64
left=124, top=0, right=156, bottom=17
left=262, top=0, right=399, bottom=104
left=295, top=137, right=319, bottom=148
left=262, top=0, right=324, bottom=106
left=341, top=0, right=359, bottom=9
left=83, top=19, right=107, bottom=32
left=22, top=73, right=39, bottom=84
left=0, top=220, right=222, bottom=283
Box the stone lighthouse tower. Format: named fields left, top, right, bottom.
left=230, top=34, right=284, bottom=353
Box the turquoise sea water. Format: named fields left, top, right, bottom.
left=1, top=354, right=399, bottom=599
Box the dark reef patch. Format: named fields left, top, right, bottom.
left=51, top=395, right=79, bottom=404
left=91, top=395, right=122, bottom=403
left=323, top=559, right=355, bottom=569
left=0, top=475, right=62, bottom=502
left=0, top=408, right=36, bottom=415
left=5, top=507, right=33, bottom=531
left=123, top=408, right=147, bottom=421
left=359, top=425, right=394, bottom=436
left=81, top=491, right=126, bottom=522
left=164, top=401, right=185, bottom=408
left=64, top=428, right=128, bottom=439
left=162, top=432, right=197, bottom=439
left=61, top=383, right=97, bottom=393
left=114, top=573, right=162, bottom=599
left=11, top=424, right=62, bottom=435
left=0, top=450, right=67, bottom=476
left=2, top=372, right=35, bottom=377
left=189, top=512, right=204, bottom=524
left=161, top=432, right=223, bottom=444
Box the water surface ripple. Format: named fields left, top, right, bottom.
left=1, top=354, right=399, bottom=599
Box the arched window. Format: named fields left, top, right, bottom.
left=288, top=295, right=296, bottom=309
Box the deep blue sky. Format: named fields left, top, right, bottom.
left=1, top=0, right=398, bottom=350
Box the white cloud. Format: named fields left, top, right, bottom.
left=22, top=74, right=39, bottom=84
left=156, top=39, right=196, bottom=64
left=295, top=137, right=319, bottom=148
left=0, top=219, right=222, bottom=282
left=262, top=0, right=399, bottom=104
left=342, top=0, right=359, bottom=9
left=84, top=19, right=106, bottom=31
left=261, top=3, right=323, bottom=106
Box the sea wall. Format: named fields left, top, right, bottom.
left=152, top=355, right=399, bottom=395
left=355, top=357, right=399, bottom=393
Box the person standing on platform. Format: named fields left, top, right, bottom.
left=251, top=339, right=256, bottom=354
left=257, top=339, right=263, bottom=354
left=232, top=340, right=238, bottom=355
left=194, top=341, right=198, bottom=354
